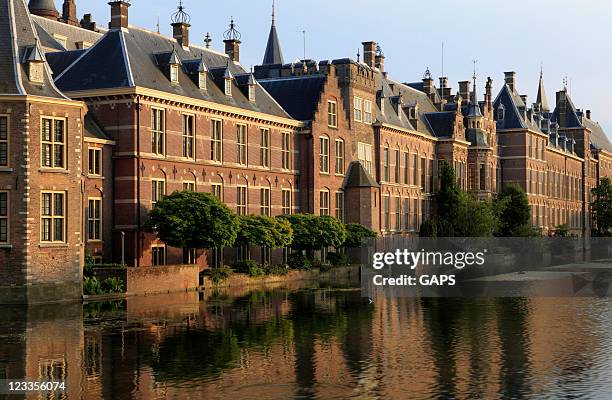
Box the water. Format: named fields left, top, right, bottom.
left=1, top=282, right=612, bottom=399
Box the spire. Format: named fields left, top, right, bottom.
left=469, top=60, right=482, bottom=118
left=536, top=68, right=550, bottom=113
left=262, top=0, right=284, bottom=65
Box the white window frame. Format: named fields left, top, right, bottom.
left=237, top=185, right=248, bottom=215
left=88, top=147, right=102, bottom=176
left=199, top=72, right=207, bottom=90
left=41, top=117, right=66, bottom=169
left=364, top=100, right=373, bottom=123
left=182, top=113, right=195, bottom=160
left=319, top=136, right=330, bottom=174
left=335, top=139, right=345, bottom=175
left=281, top=132, right=291, bottom=170
left=182, top=181, right=196, bottom=191
left=211, top=119, right=223, bottom=163
left=354, top=96, right=363, bottom=122
left=335, top=191, right=345, bottom=222
left=41, top=191, right=66, bottom=243
left=281, top=188, right=292, bottom=215
left=260, top=128, right=270, bottom=168
left=0, top=191, right=8, bottom=243
left=319, top=190, right=330, bottom=216
left=237, top=124, right=247, bottom=165
left=170, top=64, right=179, bottom=83
left=87, top=198, right=102, bottom=242
left=151, top=179, right=166, bottom=206
left=0, top=116, right=9, bottom=167
left=260, top=187, right=271, bottom=216
left=248, top=84, right=256, bottom=102
left=328, top=100, right=338, bottom=128
left=151, top=108, right=165, bottom=156
left=358, top=142, right=373, bottom=174
left=225, top=78, right=232, bottom=96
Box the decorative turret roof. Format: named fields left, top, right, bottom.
left=536, top=68, right=550, bottom=112
left=262, top=0, right=284, bottom=65
left=28, top=0, right=58, bottom=18
left=468, top=76, right=482, bottom=118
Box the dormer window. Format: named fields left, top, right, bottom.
left=225, top=78, right=232, bottom=96
left=496, top=105, right=505, bottom=122
left=248, top=84, right=256, bottom=102
left=29, top=62, right=44, bottom=84
left=409, top=107, right=417, bottom=119
left=170, top=64, right=179, bottom=83
left=199, top=71, right=207, bottom=90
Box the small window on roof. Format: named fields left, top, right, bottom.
left=248, top=84, right=256, bottom=102
left=497, top=106, right=505, bottom=122
left=170, top=64, right=179, bottom=83
left=29, top=62, right=44, bottom=84
left=225, top=78, right=232, bottom=96
left=199, top=71, right=207, bottom=90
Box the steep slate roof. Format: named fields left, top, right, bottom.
left=0, top=0, right=66, bottom=98
left=424, top=111, right=456, bottom=138
left=45, top=48, right=85, bottom=77
left=32, top=14, right=104, bottom=51
left=345, top=161, right=378, bottom=188
left=55, top=26, right=291, bottom=118
left=83, top=112, right=111, bottom=141
left=493, top=83, right=542, bottom=132
left=259, top=74, right=326, bottom=120
left=584, top=117, right=612, bottom=153
left=262, top=17, right=283, bottom=65
left=536, top=71, right=550, bottom=112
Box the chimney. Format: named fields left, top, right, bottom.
left=362, top=41, right=376, bottom=68
left=504, top=71, right=516, bottom=93
left=459, top=81, right=469, bottom=101
left=108, top=0, right=130, bottom=30
left=171, top=1, right=191, bottom=47
left=374, top=45, right=385, bottom=72
left=80, top=13, right=96, bottom=31
left=62, top=0, right=78, bottom=26
left=422, top=73, right=435, bottom=103
left=485, top=77, right=493, bottom=109
left=223, top=18, right=241, bottom=62
left=586, top=110, right=591, bottom=119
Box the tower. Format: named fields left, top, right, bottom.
left=262, top=0, right=284, bottom=65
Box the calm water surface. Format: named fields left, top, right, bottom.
left=1, top=282, right=612, bottom=399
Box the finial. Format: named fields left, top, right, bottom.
left=223, top=17, right=241, bottom=41
left=357, top=48, right=360, bottom=63
left=204, top=32, right=212, bottom=48
left=423, top=67, right=431, bottom=80
left=472, top=59, right=477, bottom=81
left=540, top=63, right=543, bottom=78
left=272, top=0, right=276, bottom=26
left=563, top=75, right=568, bottom=90
left=156, top=16, right=160, bottom=33
left=171, top=0, right=191, bottom=25
left=375, top=45, right=384, bottom=57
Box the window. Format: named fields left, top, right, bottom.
left=182, top=114, right=195, bottom=159
left=319, top=190, right=330, bottom=216
left=170, top=64, right=179, bottom=83
left=211, top=183, right=223, bottom=200
left=41, top=118, right=66, bottom=168
left=183, top=248, right=197, bottom=265
left=237, top=124, right=247, bottom=165
left=384, top=195, right=390, bottom=232
left=88, top=148, right=102, bottom=176
left=328, top=101, right=338, bottom=127
left=335, top=139, right=345, bottom=175
left=260, top=188, right=271, bottom=216
left=358, top=142, right=373, bottom=173
left=413, top=154, right=419, bottom=186
left=183, top=181, right=196, bottom=191
left=0, top=192, right=8, bottom=243
left=383, top=148, right=390, bottom=182
left=320, top=137, right=330, bottom=173
left=53, top=34, right=67, bottom=48
left=87, top=198, right=102, bottom=241
left=225, top=78, right=232, bottom=96
left=41, top=192, right=65, bottom=243
left=479, top=164, right=486, bottom=191
left=237, top=186, right=248, bottom=215
left=151, top=179, right=165, bottom=206
left=429, top=159, right=434, bottom=192
left=403, top=152, right=409, bottom=185
left=199, top=72, right=207, bottom=90
left=413, top=199, right=419, bottom=231
left=354, top=96, right=363, bottom=122
left=211, top=119, right=222, bottom=163
left=282, top=132, right=291, bottom=170
left=497, top=106, right=505, bottom=121
left=394, top=150, right=400, bottom=183
left=282, top=189, right=292, bottom=215
left=395, top=197, right=401, bottom=231
left=335, top=192, right=345, bottom=222
left=364, top=100, right=373, bottom=124
left=152, top=246, right=166, bottom=266
left=403, top=198, right=410, bottom=231
left=420, top=157, right=426, bottom=192
left=0, top=116, right=8, bottom=166
left=260, top=128, right=270, bottom=168
left=151, top=109, right=165, bottom=156
left=248, top=84, right=256, bottom=102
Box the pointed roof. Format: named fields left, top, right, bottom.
left=0, top=0, right=66, bottom=98
left=27, top=0, right=58, bottom=18
left=345, top=161, right=379, bottom=188
left=468, top=77, right=482, bottom=118
left=536, top=69, right=550, bottom=112
left=262, top=2, right=284, bottom=65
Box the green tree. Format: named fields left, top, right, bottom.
left=280, top=214, right=347, bottom=258
left=236, top=215, right=294, bottom=262
left=436, top=161, right=461, bottom=224
left=419, top=220, right=438, bottom=237
left=145, top=191, right=239, bottom=250
left=343, top=223, right=377, bottom=248
left=591, top=177, right=612, bottom=236
left=454, top=192, right=498, bottom=237
left=496, top=184, right=534, bottom=237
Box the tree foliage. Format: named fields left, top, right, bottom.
left=496, top=184, right=534, bottom=237
left=343, top=223, right=377, bottom=248
left=280, top=214, right=347, bottom=250
left=145, top=191, right=239, bottom=249
left=236, top=215, right=294, bottom=249
left=436, top=161, right=461, bottom=224
left=592, top=177, right=612, bottom=236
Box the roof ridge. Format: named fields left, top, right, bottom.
left=54, top=26, right=109, bottom=82
left=128, top=25, right=230, bottom=58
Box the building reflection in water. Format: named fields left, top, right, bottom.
left=0, top=283, right=610, bottom=399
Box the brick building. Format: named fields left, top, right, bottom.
left=1, top=0, right=611, bottom=302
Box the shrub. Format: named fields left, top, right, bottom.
left=318, top=263, right=333, bottom=273
left=263, top=264, right=289, bottom=276
left=287, top=252, right=313, bottom=270
left=233, top=260, right=266, bottom=277
left=328, top=252, right=349, bottom=266
left=207, top=266, right=233, bottom=285
left=102, top=277, right=125, bottom=293
left=83, top=276, right=103, bottom=295
left=343, top=224, right=377, bottom=248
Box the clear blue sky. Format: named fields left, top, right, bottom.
left=55, top=0, right=612, bottom=133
